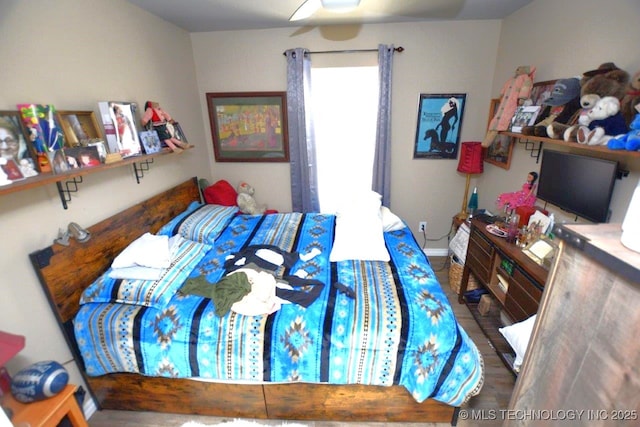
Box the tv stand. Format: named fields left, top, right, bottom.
left=459, top=217, right=548, bottom=373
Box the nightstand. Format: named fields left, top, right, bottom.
left=1, top=384, right=88, bottom=427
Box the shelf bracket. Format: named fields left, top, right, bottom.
left=56, top=176, right=84, bottom=209
left=133, top=158, right=154, bottom=183
left=518, top=139, right=543, bottom=162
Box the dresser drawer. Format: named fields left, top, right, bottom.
left=465, top=228, right=494, bottom=284
left=504, top=266, right=543, bottom=322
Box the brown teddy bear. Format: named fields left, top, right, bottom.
left=547, top=62, right=630, bottom=142
left=620, top=69, right=640, bottom=127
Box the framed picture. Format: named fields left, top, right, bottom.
left=510, top=106, right=541, bottom=133
left=206, top=92, right=289, bottom=162
left=98, top=101, right=142, bottom=157
left=0, top=110, right=40, bottom=176
left=17, top=104, right=66, bottom=154
left=48, top=149, right=70, bottom=174
left=63, top=146, right=102, bottom=169
left=484, top=133, right=514, bottom=170
left=529, top=79, right=557, bottom=107
left=413, top=93, right=466, bottom=159
left=57, top=110, right=103, bottom=147
left=172, top=122, right=188, bottom=144
left=139, top=130, right=163, bottom=154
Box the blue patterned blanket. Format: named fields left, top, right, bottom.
left=74, top=212, right=483, bottom=405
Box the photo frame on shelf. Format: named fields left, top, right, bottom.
left=510, top=106, right=541, bottom=133
left=17, top=104, right=66, bottom=155
left=98, top=101, right=142, bottom=157
left=0, top=110, right=40, bottom=176
left=413, top=93, right=466, bottom=159
left=139, top=129, right=163, bottom=154
left=530, top=79, right=557, bottom=107
left=57, top=110, right=103, bottom=147
left=0, top=158, right=25, bottom=181
left=206, top=92, right=289, bottom=162
left=63, top=146, right=102, bottom=169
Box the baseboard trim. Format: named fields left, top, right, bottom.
left=84, top=397, right=98, bottom=419
left=424, top=248, right=449, bottom=257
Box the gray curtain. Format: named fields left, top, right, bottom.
left=372, top=44, right=395, bottom=207
left=285, top=48, right=319, bottom=213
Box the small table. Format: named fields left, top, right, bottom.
left=1, top=384, right=88, bottom=427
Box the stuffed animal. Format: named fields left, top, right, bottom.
left=521, top=77, right=581, bottom=137
left=575, top=96, right=628, bottom=145
left=547, top=63, right=630, bottom=142
left=236, top=182, right=266, bottom=215
left=608, top=112, right=640, bottom=151
left=620, top=70, right=640, bottom=127
left=482, top=65, right=536, bottom=147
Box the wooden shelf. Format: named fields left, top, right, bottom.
left=501, top=131, right=640, bottom=159
left=0, top=148, right=185, bottom=208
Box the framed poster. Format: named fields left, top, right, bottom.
left=98, top=101, right=142, bottom=157
left=413, top=93, right=466, bottom=159
left=206, top=92, right=289, bottom=162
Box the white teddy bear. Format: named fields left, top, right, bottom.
left=236, top=182, right=266, bottom=215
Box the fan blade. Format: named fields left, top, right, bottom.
left=289, top=0, right=322, bottom=21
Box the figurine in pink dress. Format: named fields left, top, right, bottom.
left=496, top=171, right=538, bottom=211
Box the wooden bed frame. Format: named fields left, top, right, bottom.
left=29, top=177, right=459, bottom=425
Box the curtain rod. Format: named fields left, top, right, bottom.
left=283, top=46, right=404, bottom=55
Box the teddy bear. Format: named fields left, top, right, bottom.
left=236, top=182, right=266, bottom=215
left=547, top=63, right=629, bottom=142
left=620, top=70, right=640, bottom=127
left=575, top=96, right=628, bottom=145
left=608, top=112, right=640, bottom=151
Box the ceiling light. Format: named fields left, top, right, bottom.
left=322, top=0, right=361, bottom=12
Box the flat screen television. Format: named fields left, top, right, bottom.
left=536, top=150, right=618, bottom=223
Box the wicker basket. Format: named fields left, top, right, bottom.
left=448, top=255, right=480, bottom=295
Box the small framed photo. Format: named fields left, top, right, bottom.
left=172, top=122, right=188, bottom=144
left=48, top=149, right=71, bottom=174
left=57, top=110, right=103, bottom=146
left=206, top=92, right=289, bottom=162
left=0, top=110, right=40, bottom=176
left=530, top=79, right=557, bottom=107
left=139, top=130, right=163, bottom=154
left=0, top=158, right=25, bottom=181
left=413, top=93, right=466, bottom=159
left=510, top=106, right=541, bottom=133
left=63, top=146, right=102, bottom=169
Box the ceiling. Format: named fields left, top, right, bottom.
left=126, top=0, right=534, bottom=32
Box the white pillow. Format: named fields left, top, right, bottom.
left=329, top=191, right=390, bottom=262
left=111, top=232, right=171, bottom=269
left=381, top=206, right=405, bottom=232
left=109, top=266, right=166, bottom=281
left=499, top=314, right=537, bottom=370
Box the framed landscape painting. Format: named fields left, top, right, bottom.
left=206, top=92, right=289, bottom=162
left=413, top=93, right=466, bottom=159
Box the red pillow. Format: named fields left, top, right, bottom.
left=203, top=180, right=237, bottom=206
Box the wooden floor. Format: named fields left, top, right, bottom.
left=87, top=256, right=516, bottom=427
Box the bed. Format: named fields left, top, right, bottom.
left=30, top=177, right=483, bottom=425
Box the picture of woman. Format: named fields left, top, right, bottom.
left=0, top=112, right=39, bottom=176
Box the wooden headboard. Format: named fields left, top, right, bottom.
left=30, top=177, right=201, bottom=325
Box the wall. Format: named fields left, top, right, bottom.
left=191, top=20, right=502, bottom=248
left=0, top=0, right=210, bottom=402
left=481, top=0, right=640, bottom=224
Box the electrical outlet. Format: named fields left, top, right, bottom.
left=419, top=221, right=427, bottom=233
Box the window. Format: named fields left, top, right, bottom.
left=309, top=66, right=379, bottom=213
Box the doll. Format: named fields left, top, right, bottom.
left=496, top=171, right=538, bottom=211
left=483, top=66, right=536, bottom=147
left=141, top=101, right=190, bottom=153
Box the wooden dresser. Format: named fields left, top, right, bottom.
left=459, top=217, right=548, bottom=372
left=505, top=223, right=640, bottom=426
